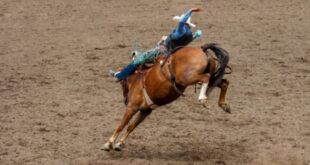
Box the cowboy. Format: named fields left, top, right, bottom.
left=113, top=8, right=202, bottom=81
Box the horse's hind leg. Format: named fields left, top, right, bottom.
left=218, top=79, right=231, bottom=113
left=114, top=109, right=152, bottom=151
left=194, top=74, right=211, bottom=107
left=101, top=107, right=139, bottom=151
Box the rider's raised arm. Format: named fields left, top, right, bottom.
left=193, top=30, right=202, bottom=40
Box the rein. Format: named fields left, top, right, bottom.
left=160, top=45, right=184, bottom=67
left=159, top=47, right=185, bottom=96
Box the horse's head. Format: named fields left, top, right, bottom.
left=120, top=79, right=129, bottom=105
left=119, top=68, right=147, bottom=105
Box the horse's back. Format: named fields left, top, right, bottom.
left=173, top=47, right=207, bottom=68
left=172, top=47, right=208, bottom=84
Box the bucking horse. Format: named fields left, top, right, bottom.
left=102, top=43, right=231, bottom=151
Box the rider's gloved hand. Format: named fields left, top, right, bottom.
left=193, top=30, right=202, bottom=40
left=190, top=8, right=202, bottom=12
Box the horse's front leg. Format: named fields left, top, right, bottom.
left=101, top=107, right=139, bottom=151
left=114, top=109, right=152, bottom=151
left=217, top=79, right=231, bottom=113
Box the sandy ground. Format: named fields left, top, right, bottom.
left=1, top=0, right=310, bottom=164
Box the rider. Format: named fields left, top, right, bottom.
left=113, top=8, right=202, bottom=81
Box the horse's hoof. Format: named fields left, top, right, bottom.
left=114, top=142, right=125, bottom=151
left=101, top=142, right=113, bottom=151
left=200, top=99, right=211, bottom=109
left=220, top=103, right=231, bottom=113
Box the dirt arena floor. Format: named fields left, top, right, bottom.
left=1, top=0, right=310, bottom=164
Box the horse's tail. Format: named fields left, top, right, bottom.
left=201, top=43, right=230, bottom=87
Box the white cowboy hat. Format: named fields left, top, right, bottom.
left=172, top=15, right=196, bottom=28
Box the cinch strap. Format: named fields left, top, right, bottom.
left=142, top=87, right=158, bottom=109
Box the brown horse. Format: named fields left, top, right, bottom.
left=102, top=43, right=230, bottom=151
